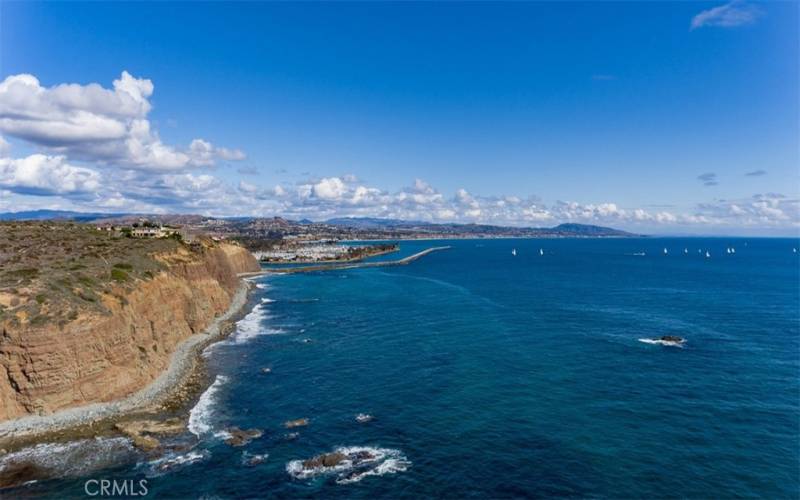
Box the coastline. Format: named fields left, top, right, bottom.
left=259, top=245, right=399, bottom=265
left=241, top=246, right=450, bottom=276
left=0, top=279, right=254, bottom=452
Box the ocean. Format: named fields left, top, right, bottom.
left=4, top=238, right=799, bottom=498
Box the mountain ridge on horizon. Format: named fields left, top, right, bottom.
left=0, top=209, right=638, bottom=236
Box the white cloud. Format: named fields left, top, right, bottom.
left=0, top=154, right=101, bottom=196
left=691, top=1, right=762, bottom=30
left=311, top=177, right=348, bottom=200
left=0, top=72, right=245, bottom=171
left=0, top=167, right=796, bottom=233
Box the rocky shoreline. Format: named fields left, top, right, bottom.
left=0, top=280, right=255, bottom=453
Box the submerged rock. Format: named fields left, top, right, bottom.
left=223, top=427, right=263, bottom=447
left=242, top=452, right=269, bottom=467
left=284, top=418, right=309, bottom=429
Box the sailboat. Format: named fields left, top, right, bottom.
left=705, top=250, right=711, bottom=258
left=684, top=248, right=688, bottom=254
left=539, top=248, right=544, bottom=256
left=726, top=247, right=731, bottom=254
left=663, top=248, right=668, bottom=255
left=511, top=248, right=517, bottom=256
left=731, top=247, right=736, bottom=254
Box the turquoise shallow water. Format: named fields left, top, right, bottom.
left=6, top=238, right=800, bottom=498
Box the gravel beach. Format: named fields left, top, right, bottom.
left=0, top=281, right=253, bottom=446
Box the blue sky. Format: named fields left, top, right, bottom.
left=0, top=1, right=797, bottom=234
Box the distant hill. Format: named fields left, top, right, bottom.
left=550, top=223, right=633, bottom=237
left=0, top=210, right=124, bottom=222
left=324, top=217, right=637, bottom=237
left=325, top=217, right=432, bottom=229
left=0, top=211, right=641, bottom=238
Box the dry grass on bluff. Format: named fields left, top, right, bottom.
left=0, top=222, right=184, bottom=329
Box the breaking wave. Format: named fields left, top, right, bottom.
left=0, top=437, right=137, bottom=487
left=638, top=338, right=685, bottom=348
left=188, top=375, right=229, bottom=437
left=141, top=449, right=209, bottom=477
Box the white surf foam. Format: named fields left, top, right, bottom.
left=188, top=375, right=229, bottom=437
left=241, top=451, right=269, bottom=467
left=638, top=338, right=685, bottom=348
left=286, top=446, right=410, bottom=484
left=0, top=437, right=137, bottom=480
left=229, top=303, right=271, bottom=344
left=142, top=449, right=209, bottom=477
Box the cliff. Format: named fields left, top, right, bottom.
left=0, top=225, right=259, bottom=422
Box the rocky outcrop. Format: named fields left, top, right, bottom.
left=222, top=427, right=263, bottom=447
left=0, top=242, right=259, bottom=422
left=114, top=417, right=186, bottom=451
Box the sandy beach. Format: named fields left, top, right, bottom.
left=0, top=280, right=254, bottom=451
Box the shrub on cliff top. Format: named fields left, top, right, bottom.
left=110, top=268, right=129, bottom=282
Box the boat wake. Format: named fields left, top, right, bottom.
left=286, top=446, right=410, bottom=485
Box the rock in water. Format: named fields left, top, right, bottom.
left=284, top=418, right=309, bottom=428
left=242, top=452, right=268, bottom=467
left=303, top=452, right=346, bottom=469
left=0, top=462, right=48, bottom=489
left=114, top=417, right=186, bottom=452
left=223, top=427, right=264, bottom=447
left=355, top=413, right=373, bottom=423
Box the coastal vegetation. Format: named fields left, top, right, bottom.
left=0, top=222, right=177, bottom=328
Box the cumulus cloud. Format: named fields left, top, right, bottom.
left=0, top=166, right=796, bottom=232
left=0, top=72, right=245, bottom=171
left=745, top=169, right=767, bottom=177
left=697, top=172, right=718, bottom=186
left=691, top=1, right=762, bottom=30
left=696, top=193, right=799, bottom=227
left=0, top=154, right=101, bottom=196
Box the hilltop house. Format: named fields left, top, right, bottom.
left=130, top=225, right=180, bottom=238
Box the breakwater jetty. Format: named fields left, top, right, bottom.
left=239, top=246, right=451, bottom=276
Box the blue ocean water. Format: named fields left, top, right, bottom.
left=7, top=238, right=800, bottom=498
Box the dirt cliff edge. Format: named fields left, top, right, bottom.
left=0, top=241, right=259, bottom=422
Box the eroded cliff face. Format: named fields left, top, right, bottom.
left=0, top=242, right=259, bottom=422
